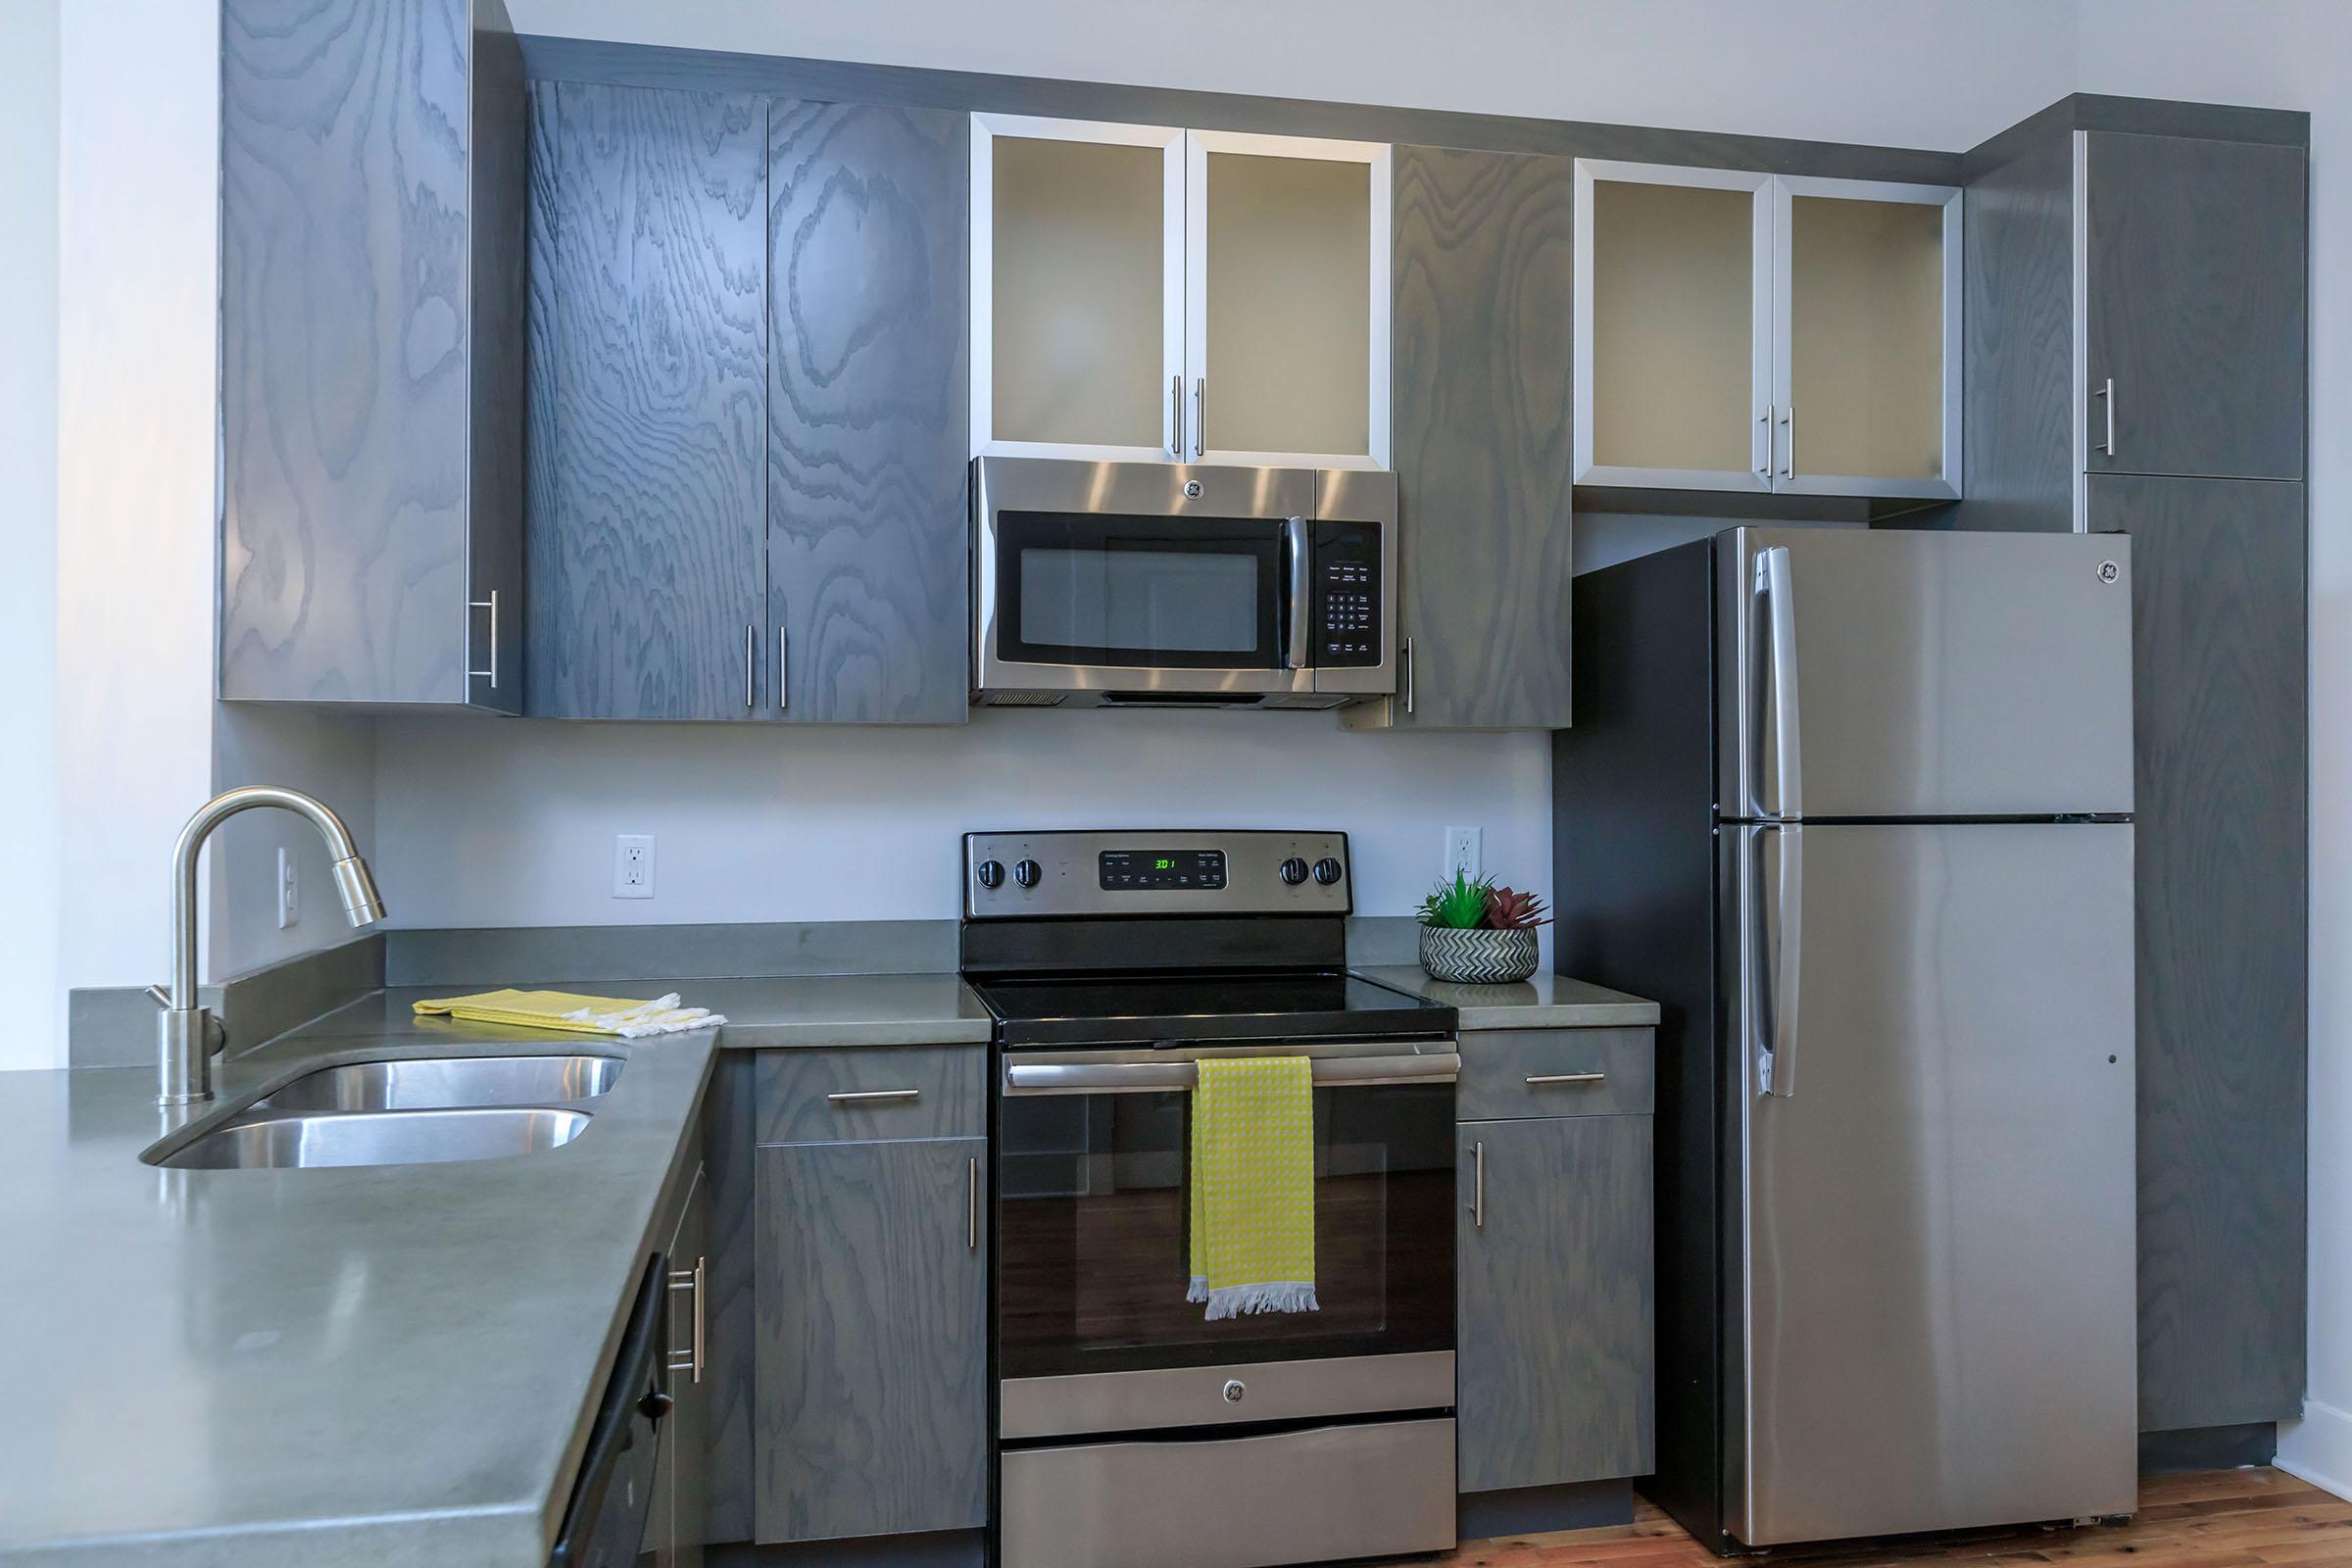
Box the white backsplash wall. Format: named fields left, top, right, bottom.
left=372, top=710, right=1550, bottom=937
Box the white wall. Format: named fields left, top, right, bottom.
left=2074, top=0, right=2351, bottom=1500
left=504, top=0, right=2078, bottom=152
left=0, top=0, right=61, bottom=1069
left=48, top=0, right=221, bottom=1067
left=210, top=709, right=379, bottom=977
left=374, top=712, right=1550, bottom=930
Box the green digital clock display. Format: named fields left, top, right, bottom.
left=1099, top=849, right=1228, bottom=891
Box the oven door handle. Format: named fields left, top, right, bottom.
left=1003, top=1052, right=1460, bottom=1096
left=1284, top=515, right=1312, bottom=670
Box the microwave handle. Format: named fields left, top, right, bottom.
left=1284, top=516, right=1312, bottom=670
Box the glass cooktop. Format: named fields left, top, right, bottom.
left=966, top=970, right=1456, bottom=1049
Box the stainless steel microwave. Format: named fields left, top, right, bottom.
left=972, top=457, right=1398, bottom=710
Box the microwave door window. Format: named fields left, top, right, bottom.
left=996, top=512, right=1286, bottom=669
left=1020, top=547, right=1261, bottom=656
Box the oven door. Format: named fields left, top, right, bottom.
left=995, top=1041, right=1458, bottom=1441
left=974, top=457, right=1319, bottom=704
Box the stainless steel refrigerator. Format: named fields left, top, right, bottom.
left=1555, top=527, right=2138, bottom=1551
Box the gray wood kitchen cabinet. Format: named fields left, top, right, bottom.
left=220, top=0, right=525, bottom=710
left=766, top=101, right=971, bottom=723
left=526, top=83, right=769, bottom=721
left=656, top=1163, right=713, bottom=1568
left=1959, top=100, right=2311, bottom=1439
left=751, top=1136, right=987, bottom=1544
left=2083, top=132, right=2306, bottom=483
left=1347, top=144, right=1575, bottom=731
left=2090, top=474, right=2308, bottom=1432
left=1456, top=1112, right=1654, bottom=1494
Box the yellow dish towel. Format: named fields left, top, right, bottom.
left=412, top=989, right=726, bottom=1038
left=1186, top=1054, right=1318, bottom=1321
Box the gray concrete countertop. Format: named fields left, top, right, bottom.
left=0, top=1026, right=720, bottom=1567
left=1356, top=965, right=1661, bottom=1030
left=282, top=972, right=993, bottom=1051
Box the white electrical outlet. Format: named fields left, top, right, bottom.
left=613, top=834, right=656, bottom=900
left=1444, top=826, right=1483, bottom=881
left=276, top=846, right=298, bottom=930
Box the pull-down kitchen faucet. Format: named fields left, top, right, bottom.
left=157, top=786, right=386, bottom=1104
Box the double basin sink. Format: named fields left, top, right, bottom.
left=149, top=1054, right=621, bottom=1171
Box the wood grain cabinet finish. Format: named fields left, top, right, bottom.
left=1455, top=1027, right=1656, bottom=1121
left=650, top=1162, right=712, bottom=1568
left=1353, top=144, right=1575, bottom=730
left=753, top=1137, right=988, bottom=1544
left=2083, top=133, right=2307, bottom=483
left=767, top=102, right=972, bottom=723
left=1457, top=1114, right=1655, bottom=1493
left=752, top=1045, right=987, bottom=1145
left=526, top=83, right=769, bottom=720
left=2090, top=474, right=2309, bottom=1431
left=220, top=0, right=525, bottom=710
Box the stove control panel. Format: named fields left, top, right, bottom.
left=965, top=830, right=1349, bottom=918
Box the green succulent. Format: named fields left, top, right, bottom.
left=1418, top=869, right=1495, bottom=929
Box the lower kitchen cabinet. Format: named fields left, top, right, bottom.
left=751, top=1137, right=988, bottom=1544
left=651, top=1163, right=713, bottom=1568
left=1456, top=1113, right=1654, bottom=1494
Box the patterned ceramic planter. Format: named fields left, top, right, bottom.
left=1418, top=925, right=1540, bottom=985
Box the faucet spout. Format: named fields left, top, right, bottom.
left=160, top=786, right=385, bottom=1105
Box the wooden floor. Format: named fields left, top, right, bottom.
left=1420, top=1470, right=2352, bottom=1568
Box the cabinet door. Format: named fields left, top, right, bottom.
left=971, top=115, right=1185, bottom=461
left=2084, top=133, right=2306, bottom=482
left=2087, top=475, right=2307, bottom=1430
left=666, top=1167, right=713, bottom=1568
left=1772, top=177, right=1960, bottom=500
left=1574, top=161, right=1773, bottom=492
left=767, top=101, right=971, bottom=723
left=1457, top=1116, right=1653, bottom=1493
left=1184, top=130, right=1390, bottom=468
left=1363, top=144, right=1575, bottom=731
left=753, top=1139, right=987, bottom=1544
left=527, top=83, right=769, bottom=720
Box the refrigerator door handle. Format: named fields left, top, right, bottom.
left=1754, top=545, right=1804, bottom=819
left=1762, top=825, right=1803, bottom=1097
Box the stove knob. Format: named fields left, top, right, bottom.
left=975, top=859, right=1004, bottom=890
left=1312, top=858, right=1344, bottom=886
left=1014, top=858, right=1043, bottom=890
left=1278, top=857, right=1310, bottom=886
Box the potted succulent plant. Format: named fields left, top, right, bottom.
left=1416, top=871, right=1551, bottom=984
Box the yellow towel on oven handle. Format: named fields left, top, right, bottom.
left=411, top=989, right=725, bottom=1038
left=1186, top=1054, right=1318, bottom=1320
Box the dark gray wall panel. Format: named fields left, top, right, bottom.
left=522, top=36, right=1962, bottom=185
left=1457, top=1115, right=1654, bottom=1492
left=701, top=1054, right=758, bottom=1544
left=220, top=0, right=472, bottom=703
left=2090, top=474, right=2307, bottom=1431
left=2084, top=133, right=2307, bottom=482
left=753, top=1137, right=988, bottom=1543
left=1387, top=144, right=1576, bottom=729
left=531, top=83, right=768, bottom=719
left=766, top=101, right=971, bottom=723
left=1958, top=131, right=2075, bottom=534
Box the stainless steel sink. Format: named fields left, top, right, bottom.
left=152, top=1106, right=591, bottom=1170
left=254, top=1054, right=622, bottom=1112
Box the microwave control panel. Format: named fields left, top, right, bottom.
left=1310, top=520, right=1382, bottom=667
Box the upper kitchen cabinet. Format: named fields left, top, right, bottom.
left=971, top=115, right=1390, bottom=468
left=1574, top=161, right=1960, bottom=502
left=220, top=0, right=527, bottom=710
left=2082, top=131, right=2306, bottom=481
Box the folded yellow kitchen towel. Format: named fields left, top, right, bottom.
left=1186, top=1054, right=1318, bottom=1321
left=412, top=989, right=727, bottom=1038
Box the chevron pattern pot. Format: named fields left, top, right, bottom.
left=1418, top=925, right=1540, bottom=985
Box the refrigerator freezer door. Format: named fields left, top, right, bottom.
left=1728, top=822, right=2136, bottom=1545
left=1718, top=528, right=2135, bottom=820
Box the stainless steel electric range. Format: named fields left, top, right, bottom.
left=960, top=829, right=1462, bottom=1568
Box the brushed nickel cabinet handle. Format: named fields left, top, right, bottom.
left=826, top=1088, right=920, bottom=1104
left=1526, top=1071, right=1607, bottom=1087
left=2095, top=376, right=2117, bottom=457
left=743, top=623, right=756, bottom=710
left=1170, top=373, right=1184, bottom=456
left=967, top=1156, right=980, bottom=1252
left=777, top=625, right=789, bottom=713
left=1404, top=636, right=1416, bottom=716
left=466, top=589, right=500, bottom=689
left=1471, top=1139, right=1486, bottom=1231
left=1193, top=377, right=1205, bottom=458
left=665, top=1258, right=705, bottom=1383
